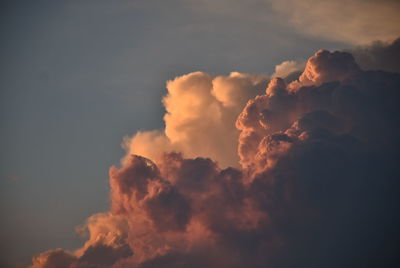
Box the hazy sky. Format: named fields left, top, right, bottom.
left=1, top=0, right=398, bottom=267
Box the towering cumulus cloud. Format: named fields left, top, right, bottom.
left=122, top=72, right=268, bottom=168
left=30, top=47, right=400, bottom=267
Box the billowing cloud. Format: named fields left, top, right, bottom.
left=272, top=60, right=305, bottom=79
left=287, top=49, right=361, bottom=90
left=269, top=0, right=400, bottom=44
left=29, top=213, right=132, bottom=268
left=123, top=72, right=268, bottom=168
left=30, top=45, right=400, bottom=267
left=30, top=249, right=76, bottom=268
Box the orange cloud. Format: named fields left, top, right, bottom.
left=123, top=72, right=268, bottom=168
left=30, top=48, right=400, bottom=268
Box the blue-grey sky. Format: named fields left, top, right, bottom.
left=3, top=0, right=396, bottom=266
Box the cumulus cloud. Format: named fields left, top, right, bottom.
left=123, top=71, right=268, bottom=168
left=287, top=49, right=361, bottom=91
left=30, top=249, right=76, bottom=268
left=272, top=60, right=304, bottom=79
left=30, top=46, right=400, bottom=267
left=29, top=213, right=132, bottom=268
left=269, top=0, right=400, bottom=44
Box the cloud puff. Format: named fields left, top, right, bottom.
left=30, top=47, right=400, bottom=267
left=29, top=213, right=132, bottom=268
left=269, top=0, right=400, bottom=44
left=272, top=60, right=305, bottom=79
left=123, top=72, right=268, bottom=168
left=30, top=249, right=76, bottom=268
left=287, top=50, right=361, bottom=90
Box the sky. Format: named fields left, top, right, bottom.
left=1, top=0, right=399, bottom=267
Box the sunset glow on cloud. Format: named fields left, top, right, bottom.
left=29, top=40, right=400, bottom=267
left=123, top=72, right=268, bottom=168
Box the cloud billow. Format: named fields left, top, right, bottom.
left=30, top=47, right=400, bottom=267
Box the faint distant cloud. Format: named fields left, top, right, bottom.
left=7, top=175, right=19, bottom=181
left=269, top=0, right=400, bottom=44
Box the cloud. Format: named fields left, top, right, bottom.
left=348, top=37, right=400, bottom=73
left=30, top=47, right=400, bottom=267
left=287, top=50, right=361, bottom=91
left=269, top=0, right=400, bottom=44
left=123, top=72, right=268, bottom=168
left=29, top=213, right=132, bottom=268
left=272, top=60, right=305, bottom=79
left=29, top=249, right=76, bottom=268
